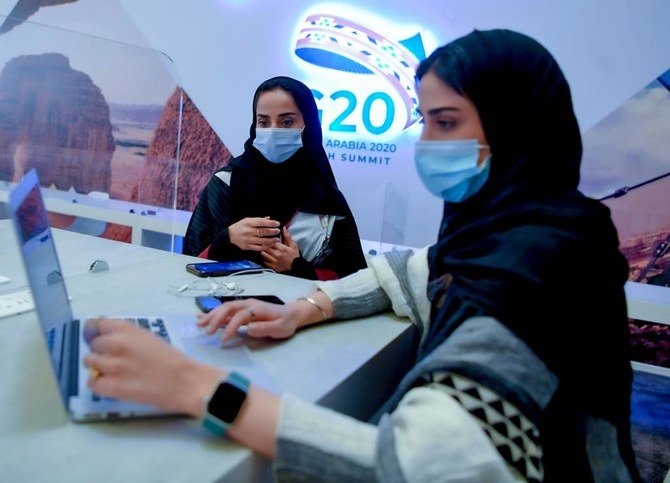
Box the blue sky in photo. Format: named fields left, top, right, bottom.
left=580, top=72, right=670, bottom=200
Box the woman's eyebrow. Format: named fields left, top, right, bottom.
left=257, top=112, right=298, bottom=117
left=426, top=107, right=460, bottom=116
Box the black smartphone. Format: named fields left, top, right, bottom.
left=195, top=294, right=285, bottom=313
left=185, top=260, right=263, bottom=277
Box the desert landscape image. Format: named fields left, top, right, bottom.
left=580, top=69, right=670, bottom=368
left=581, top=70, right=670, bottom=287
left=0, top=3, right=231, bottom=242
left=605, top=176, right=670, bottom=286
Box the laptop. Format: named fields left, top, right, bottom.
left=8, top=169, right=276, bottom=422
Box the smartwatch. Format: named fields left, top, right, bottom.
left=202, top=371, right=250, bottom=437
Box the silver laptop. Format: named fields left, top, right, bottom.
left=9, top=169, right=275, bottom=422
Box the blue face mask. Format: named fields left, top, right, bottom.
left=414, top=139, right=491, bottom=203
left=253, top=127, right=304, bottom=164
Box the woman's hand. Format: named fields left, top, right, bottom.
left=197, top=297, right=304, bottom=342
left=83, top=318, right=223, bottom=418
left=261, top=227, right=300, bottom=272
left=229, top=217, right=281, bottom=251
left=84, top=318, right=282, bottom=458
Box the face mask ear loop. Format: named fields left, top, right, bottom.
left=478, top=145, right=491, bottom=166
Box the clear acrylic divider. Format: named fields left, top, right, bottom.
left=0, top=14, right=184, bottom=253
left=379, top=183, right=411, bottom=254
left=348, top=182, right=385, bottom=261
left=378, top=181, right=440, bottom=255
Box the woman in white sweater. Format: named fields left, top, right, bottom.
left=84, top=30, right=639, bottom=482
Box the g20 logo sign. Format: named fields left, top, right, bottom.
left=294, top=14, right=427, bottom=136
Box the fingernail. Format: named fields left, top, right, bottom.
left=83, top=319, right=100, bottom=345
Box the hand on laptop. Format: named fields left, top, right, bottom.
left=83, top=318, right=223, bottom=418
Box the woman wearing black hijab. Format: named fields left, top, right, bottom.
left=85, top=31, right=639, bottom=481
left=183, top=76, right=366, bottom=280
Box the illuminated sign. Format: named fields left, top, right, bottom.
left=293, top=9, right=435, bottom=160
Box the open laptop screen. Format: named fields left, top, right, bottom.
left=9, top=169, right=74, bottom=401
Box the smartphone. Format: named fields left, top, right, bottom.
left=195, top=294, right=285, bottom=313
left=185, top=260, right=263, bottom=277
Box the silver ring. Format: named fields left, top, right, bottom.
left=247, top=307, right=255, bottom=321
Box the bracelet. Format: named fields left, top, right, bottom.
left=297, top=296, right=328, bottom=321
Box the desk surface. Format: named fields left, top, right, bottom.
left=0, top=220, right=414, bottom=482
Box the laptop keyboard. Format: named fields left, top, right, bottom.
left=91, top=317, right=170, bottom=402
left=134, top=317, right=171, bottom=342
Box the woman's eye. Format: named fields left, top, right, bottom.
left=257, top=120, right=269, bottom=127
left=281, top=119, right=294, bottom=126
left=437, top=119, right=455, bottom=130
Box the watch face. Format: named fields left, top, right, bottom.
left=208, top=382, right=247, bottom=424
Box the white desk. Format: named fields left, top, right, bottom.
left=0, top=220, right=415, bottom=482
left=0, top=224, right=176, bottom=295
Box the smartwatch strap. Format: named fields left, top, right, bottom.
left=202, top=371, right=250, bottom=437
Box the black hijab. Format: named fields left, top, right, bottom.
left=227, top=76, right=350, bottom=226
left=421, top=30, right=637, bottom=479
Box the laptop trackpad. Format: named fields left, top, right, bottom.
left=181, top=332, right=280, bottom=394
left=182, top=334, right=254, bottom=368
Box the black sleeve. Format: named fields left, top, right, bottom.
left=290, top=256, right=318, bottom=279
left=182, top=175, right=237, bottom=258
left=327, top=215, right=367, bottom=277
left=288, top=215, right=367, bottom=280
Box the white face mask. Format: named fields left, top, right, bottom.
left=252, top=128, right=304, bottom=164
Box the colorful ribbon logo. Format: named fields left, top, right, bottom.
left=295, top=14, right=427, bottom=130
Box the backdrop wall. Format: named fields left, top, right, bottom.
left=116, top=0, right=670, bottom=247
left=1, top=0, right=668, bottom=249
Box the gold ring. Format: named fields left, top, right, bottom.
left=258, top=228, right=262, bottom=238
left=247, top=307, right=255, bottom=321
left=89, top=367, right=102, bottom=379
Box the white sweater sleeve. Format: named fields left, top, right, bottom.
left=274, top=387, right=517, bottom=482
left=315, top=248, right=431, bottom=338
